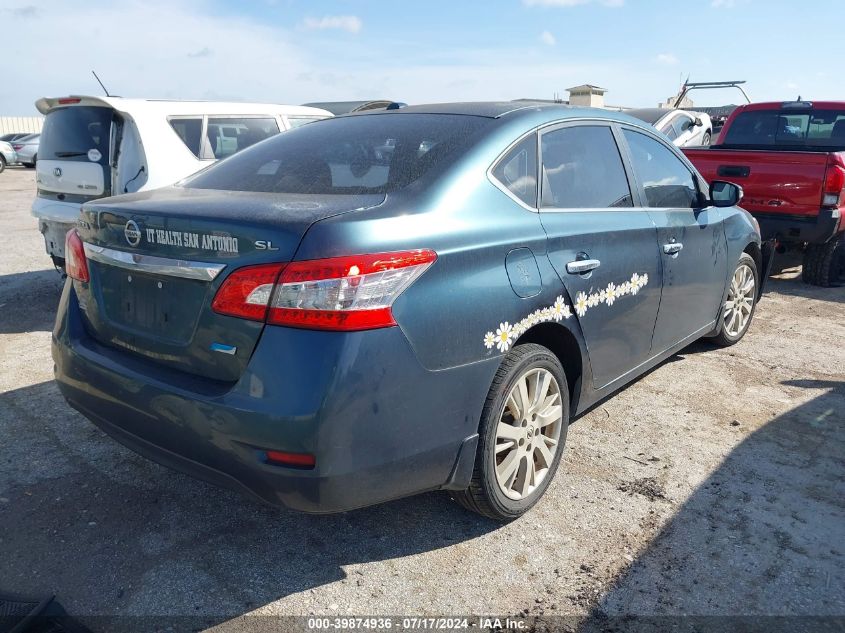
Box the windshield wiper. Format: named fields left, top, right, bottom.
left=55, top=151, right=89, bottom=158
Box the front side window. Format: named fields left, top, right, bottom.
left=169, top=117, right=202, bottom=157
left=623, top=129, right=699, bottom=208
left=491, top=134, right=537, bottom=207
left=540, top=125, right=632, bottom=209
left=206, top=117, right=280, bottom=159
left=671, top=115, right=693, bottom=138
left=185, top=114, right=493, bottom=194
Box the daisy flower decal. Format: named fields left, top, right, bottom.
left=552, top=296, right=567, bottom=321
left=587, top=293, right=600, bottom=308
left=574, top=291, right=589, bottom=317
left=495, top=322, right=513, bottom=352
left=483, top=332, right=496, bottom=349
left=605, top=282, right=617, bottom=306
left=630, top=273, right=641, bottom=295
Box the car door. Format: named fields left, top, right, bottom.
left=538, top=122, right=662, bottom=389
left=620, top=127, right=728, bottom=353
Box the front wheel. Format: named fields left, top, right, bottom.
left=451, top=343, right=569, bottom=521
left=0, top=155, right=6, bottom=173
left=701, top=131, right=712, bottom=146
left=712, top=253, right=758, bottom=347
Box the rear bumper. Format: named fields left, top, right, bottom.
left=52, top=281, right=490, bottom=513
left=32, top=198, right=82, bottom=259
left=753, top=209, right=842, bottom=244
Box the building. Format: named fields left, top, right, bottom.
left=566, top=84, right=608, bottom=108
left=0, top=116, right=43, bottom=135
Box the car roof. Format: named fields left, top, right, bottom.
left=733, top=100, right=845, bottom=112
left=34, top=95, right=332, bottom=118
left=370, top=101, right=568, bottom=118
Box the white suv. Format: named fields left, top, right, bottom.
left=32, top=96, right=331, bottom=265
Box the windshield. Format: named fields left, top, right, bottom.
left=184, top=113, right=494, bottom=195
left=40, top=106, right=112, bottom=164
left=721, top=109, right=845, bottom=150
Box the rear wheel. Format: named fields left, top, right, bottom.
left=451, top=343, right=569, bottom=521
left=712, top=253, right=758, bottom=347
left=802, top=237, right=845, bottom=287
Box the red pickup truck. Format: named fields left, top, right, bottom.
left=683, top=100, right=845, bottom=286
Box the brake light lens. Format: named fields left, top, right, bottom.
left=57, top=97, right=81, bottom=105
left=822, top=154, right=845, bottom=208
left=210, top=250, right=437, bottom=331
left=211, top=263, right=284, bottom=321
left=65, top=229, right=89, bottom=282
left=267, top=250, right=437, bottom=331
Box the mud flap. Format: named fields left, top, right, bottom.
left=759, top=239, right=776, bottom=297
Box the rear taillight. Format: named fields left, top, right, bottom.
left=11, top=144, right=22, bottom=151
left=211, top=263, right=284, bottom=321
left=211, top=250, right=437, bottom=331
left=822, top=154, right=845, bottom=207
left=65, top=229, right=89, bottom=282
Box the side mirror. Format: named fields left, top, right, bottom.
left=694, top=117, right=703, bottom=127
left=709, top=180, right=743, bottom=207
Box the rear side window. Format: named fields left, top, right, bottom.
left=540, top=125, right=632, bottom=209
left=491, top=134, right=537, bottom=207
left=206, top=117, right=280, bottom=159
left=39, top=106, right=112, bottom=165
left=722, top=109, right=845, bottom=149
left=169, top=118, right=202, bottom=157
left=185, top=114, right=494, bottom=194
left=623, top=129, right=699, bottom=208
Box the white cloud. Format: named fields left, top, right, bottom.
left=523, top=0, right=623, bottom=6
left=540, top=30, right=556, bottom=46
left=655, top=53, right=679, bottom=65
left=711, top=0, right=736, bottom=7
left=301, top=15, right=362, bottom=33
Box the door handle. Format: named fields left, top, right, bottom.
left=663, top=242, right=684, bottom=255
left=566, top=258, right=601, bottom=274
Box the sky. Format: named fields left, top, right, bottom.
left=0, top=0, right=840, bottom=115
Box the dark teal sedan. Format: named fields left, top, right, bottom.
left=52, top=103, right=771, bottom=520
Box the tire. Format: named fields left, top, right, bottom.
left=802, top=237, right=845, bottom=287
left=0, top=155, right=6, bottom=173
left=451, top=343, right=570, bottom=521
left=24, top=161, right=35, bottom=169
left=712, top=252, right=759, bottom=347
left=702, top=131, right=712, bottom=146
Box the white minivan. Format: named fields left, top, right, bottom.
left=32, top=96, right=332, bottom=265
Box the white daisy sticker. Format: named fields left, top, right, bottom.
left=495, top=322, right=513, bottom=352
left=480, top=271, right=649, bottom=352
left=575, top=291, right=589, bottom=317
left=605, top=282, right=617, bottom=306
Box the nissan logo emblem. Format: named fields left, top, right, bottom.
left=124, top=220, right=142, bottom=247
left=53, top=167, right=62, bottom=178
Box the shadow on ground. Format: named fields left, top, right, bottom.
left=0, top=380, right=498, bottom=632
left=578, top=380, right=845, bottom=632
left=0, top=269, right=63, bottom=334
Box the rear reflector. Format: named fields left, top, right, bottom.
left=264, top=450, right=316, bottom=469
left=211, top=263, right=284, bottom=321
left=65, top=229, right=89, bottom=282
left=211, top=250, right=437, bottom=331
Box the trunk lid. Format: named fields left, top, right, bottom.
left=75, top=186, right=384, bottom=382
left=683, top=147, right=830, bottom=217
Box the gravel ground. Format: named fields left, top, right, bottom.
left=0, top=167, right=843, bottom=631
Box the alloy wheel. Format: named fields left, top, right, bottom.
left=494, top=368, right=563, bottom=500
left=723, top=262, right=756, bottom=337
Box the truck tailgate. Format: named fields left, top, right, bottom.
left=683, top=148, right=828, bottom=217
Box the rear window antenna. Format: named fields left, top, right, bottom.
left=92, top=70, right=111, bottom=97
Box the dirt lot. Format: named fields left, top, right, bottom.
left=1, top=167, right=843, bottom=631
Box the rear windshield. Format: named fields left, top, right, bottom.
left=184, top=113, right=494, bottom=194
left=40, top=106, right=113, bottom=164
left=722, top=109, right=845, bottom=150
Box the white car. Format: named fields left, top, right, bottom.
left=31, top=95, right=332, bottom=265
left=626, top=108, right=713, bottom=147
left=0, top=140, right=16, bottom=173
